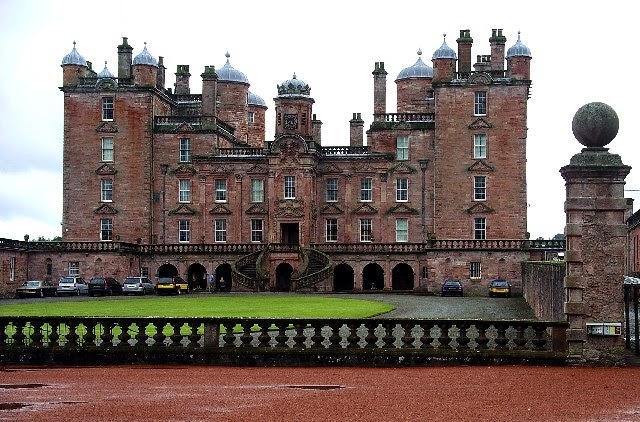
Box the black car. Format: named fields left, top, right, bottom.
left=489, top=279, right=512, bottom=297
left=441, top=280, right=464, bottom=297
left=16, top=280, right=58, bottom=298
left=88, top=277, right=123, bottom=296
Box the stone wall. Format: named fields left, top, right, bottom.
left=522, top=261, right=565, bottom=320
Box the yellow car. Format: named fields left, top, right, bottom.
left=156, top=276, right=189, bottom=295
left=488, top=279, right=512, bottom=297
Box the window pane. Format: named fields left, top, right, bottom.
left=101, top=179, right=113, bottom=202
left=284, top=176, right=296, bottom=199
left=179, top=220, right=190, bottom=242
left=215, top=179, right=227, bottom=202
left=474, top=217, right=486, bottom=240
left=326, top=178, right=338, bottom=202
left=396, top=178, right=408, bottom=202
left=474, top=92, right=487, bottom=115
left=68, top=262, right=80, bottom=276
left=470, top=262, right=482, bottom=279
left=215, top=219, right=227, bottom=242
left=179, top=138, right=191, bottom=162
left=251, top=179, right=264, bottom=203
left=396, top=218, right=408, bottom=242
left=474, top=176, right=486, bottom=201
left=360, top=178, right=372, bottom=202
left=179, top=180, right=191, bottom=202
left=473, top=134, right=487, bottom=159
left=326, top=219, right=338, bottom=242
left=102, top=97, right=114, bottom=120
left=396, top=136, right=409, bottom=160
left=251, top=219, right=263, bottom=242
left=360, top=218, right=372, bottom=242
left=100, top=218, right=112, bottom=241
left=102, top=138, right=114, bottom=161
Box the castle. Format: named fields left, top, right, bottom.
left=2, top=28, right=557, bottom=294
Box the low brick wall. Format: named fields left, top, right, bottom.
left=522, top=262, right=565, bottom=320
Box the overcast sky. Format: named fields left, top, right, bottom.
left=0, top=0, right=637, bottom=241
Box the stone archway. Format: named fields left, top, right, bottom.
left=187, top=263, right=207, bottom=290
left=392, top=263, right=414, bottom=290
left=158, top=263, right=178, bottom=278
left=276, top=263, right=293, bottom=292
left=363, top=263, right=384, bottom=290
left=333, top=263, right=354, bottom=291
left=215, top=263, right=232, bottom=292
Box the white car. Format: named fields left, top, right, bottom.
left=122, top=276, right=155, bottom=295
left=56, top=276, right=88, bottom=296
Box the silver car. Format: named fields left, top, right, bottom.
left=56, top=276, right=88, bottom=296
left=122, top=276, right=155, bottom=295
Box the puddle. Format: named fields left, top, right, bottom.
left=285, top=385, right=345, bottom=390
left=0, top=403, right=31, bottom=411
left=0, top=384, right=48, bottom=389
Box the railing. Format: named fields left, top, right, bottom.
left=321, top=146, right=370, bottom=156
left=78, top=77, right=133, bottom=86
left=269, top=243, right=301, bottom=253
left=294, top=248, right=333, bottom=290
left=0, top=316, right=569, bottom=365
left=454, top=70, right=509, bottom=80
left=373, top=113, right=435, bottom=122
left=232, top=249, right=267, bottom=291
left=216, top=147, right=265, bottom=157
left=173, top=94, right=202, bottom=104
left=155, top=115, right=204, bottom=126
left=142, top=243, right=262, bottom=254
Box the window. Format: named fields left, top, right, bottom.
left=396, top=218, right=408, bottom=242
left=251, top=179, right=264, bottom=203
left=474, top=91, right=487, bottom=116
left=46, top=258, right=53, bottom=276
left=251, top=219, right=263, bottom=242
left=141, top=267, right=150, bottom=277
left=102, top=137, right=114, bottom=162
left=474, top=176, right=487, bottom=201
left=179, top=138, right=191, bottom=162
left=396, top=178, right=408, bottom=202
left=473, top=134, right=487, bottom=159
left=215, top=219, right=227, bottom=242
left=68, top=261, right=80, bottom=277
left=247, top=111, right=255, bottom=123
left=360, top=218, right=373, bottom=242
left=179, top=220, right=190, bottom=242
left=326, top=178, right=338, bottom=202
left=396, top=136, right=409, bottom=160
left=102, top=97, right=114, bottom=120
left=284, top=175, right=296, bottom=199
left=326, top=219, right=338, bottom=242
left=179, top=180, right=191, bottom=203
left=215, top=179, right=227, bottom=202
left=360, top=177, right=372, bottom=202
left=9, top=257, right=15, bottom=281
left=100, top=218, right=113, bottom=241
left=474, top=217, right=486, bottom=240
left=101, top=179, right=113, bottom=202
left=470, top=261, right=482, bottom=279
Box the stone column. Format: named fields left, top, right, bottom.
left=560, top=102, right=631, bottom=364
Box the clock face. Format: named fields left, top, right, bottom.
left=284, top=114, right=298, bottom=130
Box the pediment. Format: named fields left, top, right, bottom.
left=466, top=203, right=494, bottom=214
left=176, top=122, right=194, bottom=132
left=354, top=163, right=376, bottom=174
left=96, top=78, right=117, bottom=91
left=468, top=72, right=492, bottom=85
left=320, top=204, right=344, bottom=215
left=468, top=160, right=494, bottom=172
left=247, top=164, right=269, bottom=174
left=388, top=162, right=416, bottom=175
left=95, top=163, right=117, bottom=175
left=172, top=164, right=197, bottom=176
left=274, top=198, right=305, bottom=218
left=468, top=118, right=493, bottom=130
left=386, top=203, right=418, bottom=215
left=245, top=204, right=268, bottom=215
left=321, top=163, right=343, bottom=174
left=169, top=204, right=198, bottom=216
left=209, top=165, right=230, bottom=174
left=96, top=122, right=118, bottom=133
left=209, top=204, right=232, bottom=215
left=351, top=203, right=378, bottom=215
left=94, top=203, right=118, bottom=215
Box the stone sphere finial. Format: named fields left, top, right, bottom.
left=571, top=102, right=619, bottom=148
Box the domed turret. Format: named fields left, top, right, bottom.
left=217, top=52, right=249, bottom=84
left=61, top=41, right=87, bottom=66
left=248, top=91, right=267, bottom=107
left=132, top=42, right=158, bottom=66
left=97, top=61, right=115, bottom=79
left=432, top=36, right=457, bottom=60
left=506, top=32, right=532, bottom=58
left=277, top=73, right=311, bottom=97
left=395, top=49, right=433, bottom=82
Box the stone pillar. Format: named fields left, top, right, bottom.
left=560, top=102, right=631, bottom=364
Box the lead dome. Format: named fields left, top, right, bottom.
left=132, top=42, right=158, bottom=66
left=61, top=41, right=87, bottom=66
left=506, top=32, right=532, bottom=58
left=217, top=52, right=249, bottom=84
left=395, top=49, right=433, bottom=81
left=277, top=73, right=311, bottom=97
left=248, top=91, right=266, bottom=107
left=432, top=35, right=457, bottom=60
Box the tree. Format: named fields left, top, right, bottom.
left=552, top=233, right=565, bottom=240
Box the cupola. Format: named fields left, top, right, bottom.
left=217, top=52, right=249, bottom=84
left=395, top=49, right=433, bottom=81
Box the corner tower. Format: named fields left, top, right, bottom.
left=273, top=74, right=314, bottom=140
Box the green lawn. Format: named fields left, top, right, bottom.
left=0, top=295, right=394, bottom=319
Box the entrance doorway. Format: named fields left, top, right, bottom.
left=280, top=223, right=299, bottom=245
left=276, top=263, right=293, bottom=292
left=158, top=263, right=178, bottom=278
left=187, top=263, right=207, bottom=290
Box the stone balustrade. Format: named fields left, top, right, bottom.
left=0, top=316, right=569, bottom=365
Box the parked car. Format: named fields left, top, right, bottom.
left=88, top=277, right=123, bottom=296
left=57, top=276, right=88, bottom=296
left=122, top=276, right=155, bottom=295
left=156, top=276, right=189, bottom=295
left=16, top=280, right=57, bottom=298
left=488, top=279, right=512, bottom=297
left=441, top=279, right=464, bottom=297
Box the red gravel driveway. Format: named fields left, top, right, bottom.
left=2, top=365, right=640, bottom=421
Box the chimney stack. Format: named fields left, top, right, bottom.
left=156, top=56, right=166, bottom=90
left=456, top=29, right=473, bottom=73
left=372, top=62, right=387, bottom=121
left=349, top=113, right=364, bottom=147
left=117, top=37, right=133, bottom=80
left=201, top=65, right=218, bottom=124
left=174, top=65, right=191, bottom=95
left=489, top=28, right=507, bottom=71
left=312, top=114, right=323, bottom=145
